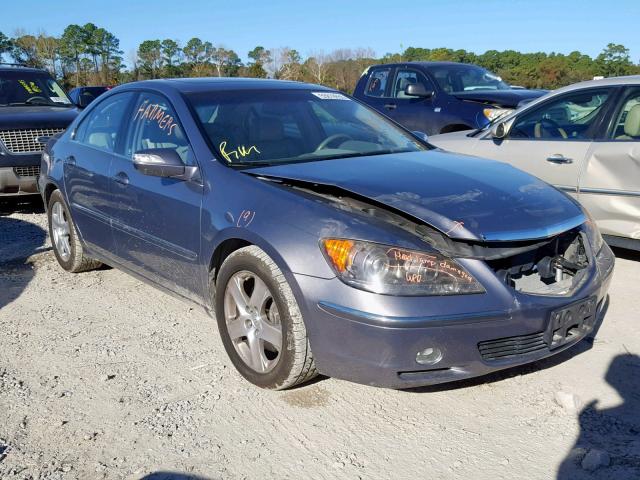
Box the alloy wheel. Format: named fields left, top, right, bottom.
left=223, top=271, right=283, bottom=373
left=51, top=201, right=71, bottom=261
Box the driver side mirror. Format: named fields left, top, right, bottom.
left=133, top=148, right=198, bottom=181
left=405, top=83, right=434, bottom=99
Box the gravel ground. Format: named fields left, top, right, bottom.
left=1, top=197, right=639, bottom=480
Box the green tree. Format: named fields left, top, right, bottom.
left=247, top=46, right=271, bottom=78
left=596, top=43, right=633, bottom=77
left=183, top=37, right=205, bottom=65
left=161, top=39, right=180, bottom=66
left=59, top=24, right=86, bottom=86
left=0, top=31, right=12, bottom=61
left=137, top=39, right=162, bottom=78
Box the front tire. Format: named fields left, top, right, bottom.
left=215, top=246, right=317, bottom=390
left=47, top=190, right=102, bottom=273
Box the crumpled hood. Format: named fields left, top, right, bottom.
left=0, top=105, right=78, bottom=130
left=453, top=89, right=546, bottom=108
left=247, top=151, right=585, bottom=242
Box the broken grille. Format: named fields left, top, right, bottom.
left=0, top=128, right=65, bottom=154
left=478, top=331, right=547, bottom=361
left=13, top=166, right=40, bottom=177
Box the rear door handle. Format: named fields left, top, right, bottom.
left=546, top=154, right=573, bottom=164
left=64, top=155, right=76, bottom=166
left=114, top=171, right=129, bottom=186
left=384, top=103, right=397, bottom=110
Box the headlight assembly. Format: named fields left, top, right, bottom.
left=582, top=210, right=604, bottom=253
left=320, top=238, right=485, bottom=296
left=483, top=108, right=512, bottom=123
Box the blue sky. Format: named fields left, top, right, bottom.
left=1, top=0, right=638, bottom=64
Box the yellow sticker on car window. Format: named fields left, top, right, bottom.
left=19, top=80, right=42, bottom=94
left=219, top=141, right=260, bottom=162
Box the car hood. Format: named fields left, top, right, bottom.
left=453, top=89, right=546, bottom=108
left=246, top=151, right=585, bottom=242
left=0, top=105, right=79, bottom=130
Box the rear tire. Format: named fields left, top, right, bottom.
left=215, top=245, right=317, bottom=390
left=47, top=190, right=102, bottom=273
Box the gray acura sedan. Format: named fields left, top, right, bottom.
left=40, top=78, right=614, bottom=390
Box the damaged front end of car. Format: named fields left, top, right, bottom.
left=255, top=174, right=611, bottom=297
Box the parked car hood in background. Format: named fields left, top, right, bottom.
left=0, top=106, right=79, bottom=130
left=453, top=89, right=546, bottom=108
left=246, top=151, right=585, bottom=242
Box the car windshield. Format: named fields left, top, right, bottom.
left=187, top=89, right=427, bottom=166
left=0, top=71, right=73, bottom=107
left=431, top=65, right=511, bottom=94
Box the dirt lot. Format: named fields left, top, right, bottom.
left=1, top=197, right=639, bottom=480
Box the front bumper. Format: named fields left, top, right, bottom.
left=0, top=166, right=39, bottom=196
left=295, top=244, right=615, bottom=388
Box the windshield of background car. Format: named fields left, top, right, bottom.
left=431, top=65, right=511, bottom=93
left=187, top=89, right=427, bottom=166
left=0, top=71, right=73, bottom=107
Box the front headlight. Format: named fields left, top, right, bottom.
left=483, top=107, right=512, bottom=123
left=320, top=238, right=485, bottom=296
left=582, top=210, right=604, bottom=253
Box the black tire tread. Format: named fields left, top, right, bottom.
left=221, top=245, right=317, bottom=390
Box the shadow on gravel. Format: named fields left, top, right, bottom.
left=557, top=353, right=640, bottom=478
left=140, top=473, right=212, bottom=480
left=0, top=217, right=47, bottom=310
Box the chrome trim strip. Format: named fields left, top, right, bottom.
left=579, top=187, right=640, bottom=198
left=318, top=301, right=506, bottom=328
left=555, top=184, right=578, bottom=193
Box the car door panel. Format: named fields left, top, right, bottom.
left=579, top=142, right=640, bottom=238
left=473, top=88, right=615, bottom=199
left=64, top=92, right=135, bottom=257
left=473, top=138, right=590, bottom=197
left=384, top=68, right=439, bottom=134
left=110, top=92, right=203, bottom=300
left=577, top=87, right=640, bottom=239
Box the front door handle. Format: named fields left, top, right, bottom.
left=384, top=103, right=397, bottom=110
left=64, top=155, right=76, bottom=166
left=546, top=154, right=573, bottom=164
left=114, top=171, right=129, bottom=186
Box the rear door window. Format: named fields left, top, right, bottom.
left=365, top=68, right=391, bottom=98
left=76, top=92, right=134, bottom=153
left=610, top=89, right=640, bottom=140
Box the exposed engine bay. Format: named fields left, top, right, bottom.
left=255, top=174, right=590, bottom=296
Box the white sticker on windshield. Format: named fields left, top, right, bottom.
left=51, top=96, right=71, bottom=104
left=312, top=92, right=349, bottom=100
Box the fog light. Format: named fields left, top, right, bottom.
left=416, top=347, right=443, bottom=366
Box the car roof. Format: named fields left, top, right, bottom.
left=368, top=61, right=478, bottom=69
left=0, top=65, right=50, bottom=74
left=121, top=77, right=333, bottom=94
left=552, top=75, right=640, bottom=92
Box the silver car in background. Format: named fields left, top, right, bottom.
left=430, top=76, right=640, bottom=251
